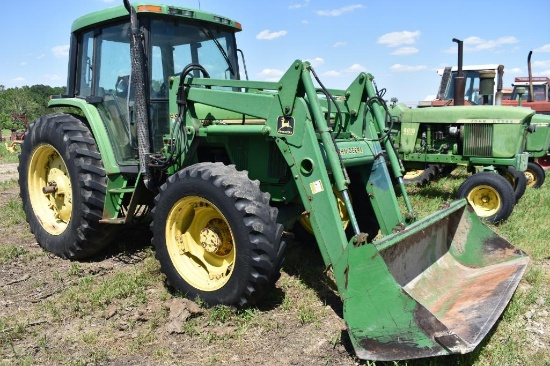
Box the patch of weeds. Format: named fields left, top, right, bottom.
left=523, top=266, right=544, bottom=286
left=85, top=269, right=152, bottom=309
left=181, top=317, right=200, bottom=336
left=297, top=305, right=316, bottom=325
left=0, top=178, right=18, bottom=191
left=208, top=305, right=233, bottom=324
left=0, top=245, right=28, bottom=264
left=0, top=198, right=25, bottom=226
left=68, top=262, right=83, bottom=277
left=41, top=300, right=62, bottom=321
left=0, top=320, right=27, bottom=347
left=280, top=295, right=293, bottom=311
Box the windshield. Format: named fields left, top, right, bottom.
left=150, top=18, right=239, bottom=98
left=445, top=70, right=487, bottom=105
left=511, top=84, right=548, bottom=101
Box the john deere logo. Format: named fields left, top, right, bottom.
left=277, top=116, right=294, bottom=135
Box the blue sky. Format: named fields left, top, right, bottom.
left=1, top=0, right=549, bottom=105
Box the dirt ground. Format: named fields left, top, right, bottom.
left=0, top=167, right=359, bottom=366
left=0, top=162, right=548, bottom=365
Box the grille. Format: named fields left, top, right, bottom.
left=463, top=124, right=493, bottom=157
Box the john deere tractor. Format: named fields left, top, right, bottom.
left=387, top=101, right=534, bottom=223
left=417, top=41, right=550, bottom=190
left=18, top=1, right=529, bottom=361
left=386, top=39, right=543, bottom=223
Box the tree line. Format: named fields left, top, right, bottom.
left=0, top=84, right=68, bottom=131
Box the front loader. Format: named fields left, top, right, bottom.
left=18, top=1, right=529, bottom=361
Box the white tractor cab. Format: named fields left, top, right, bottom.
left=419, top=64, right=504, bottom=107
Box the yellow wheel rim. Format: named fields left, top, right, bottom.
left=299, top=186, right=349, bottom=234
left=524, top=170, right=537, bottom=187
left=466, top=185, right=501, bottom=218
left=403, top=169, right=425, bottom=180
left=166, top=196, right=235, bottom=291
left=28, top=144, right=72, bottom=235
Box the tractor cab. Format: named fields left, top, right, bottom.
left=66, top=4, right=242, bottom=165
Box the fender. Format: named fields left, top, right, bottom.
left=48, top=97, right=121, bottom=175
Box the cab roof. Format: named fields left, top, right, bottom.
left=71, top=2, right=241, bottom=33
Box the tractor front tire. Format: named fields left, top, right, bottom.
left=18, top=113, right=112, bottom=259
left=525, top=161, right=546, bottom=188
left=151, top=162, right=285, bottom=307
left=500, top=166, right=526, bottom=202
left=456, top=172, right=515, bottom=224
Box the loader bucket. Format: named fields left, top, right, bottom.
left=333, top=199, right=528, bottom=361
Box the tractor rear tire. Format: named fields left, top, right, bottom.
left=525, top=161, right=546, bottom=188
left=18, top=113, right=113, bottom=259
left=500, top=166, right=526, bottom=203
left=151, top=162, right=285, bottom=307
left=403, top=165, right=438, bottom=186
left=456, top=172, right=515, bottom=224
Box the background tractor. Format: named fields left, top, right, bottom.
left=424, top=47, right=550, bottom=186
left=18, top=1, right=529, bottom=361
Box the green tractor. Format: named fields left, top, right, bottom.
left=387, top=101, right=534, bottom=223
left=386, top=39, right=542, bottom=223
left=419, top=41, right=550, bottom=189
left=18, top=1, right=529, bottom=361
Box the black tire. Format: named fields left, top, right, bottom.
left=151, top=162, right=285, bottom=307
left=403, top=165, right=438, bottom=186
left=456, top=172, right=515, bottom=224
left=18, top=113, right=113, bottom=259
left=525, top=161, right=546, bottom=188
left=439, top=164, right=457, bottom=177
left=499, top=166, right=526, bottom=202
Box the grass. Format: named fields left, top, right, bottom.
left=0, top=132, right=21, bottom=164
left=0, top=164, right=547, bottom=365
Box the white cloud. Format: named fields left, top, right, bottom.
left=391, top=47, right=419, bottom=56
left=537, top=69, right=550, bottom=76
left=506, top=67, right=522, bottom=74
left=258, top=68, right=284, bottom=81
left=345, top=64, right=366, bottom=73
left=316, top=4, right=364, bottom=17
left=306, top=57, right=324, bottom=67
left=321, top=64, right=367, bottom=78
left=36, top=54, right=45, bottom=60
left=534, top=44, right=550, bottom=52
left=12, top=77, right=25, bottom=82
left=256, top=30, right=287, bottom=40
left=289, top=0, right=310, bottom=9
left=333, top=41, right=348, bottom=48
left=445, top=36, right=519, bottom=53
left=390, top=64, right=427, bottom=72
left=52, top=45, right=70, bottom=58
left=378, top=31, right=420, bottom=47
left=301, top=20, right=309, bottom=24
left=20, top=61, right=27, bottom=66
left=533, top=60, right=550, bottom=68
left=322, top=70, right=342, bottom=77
